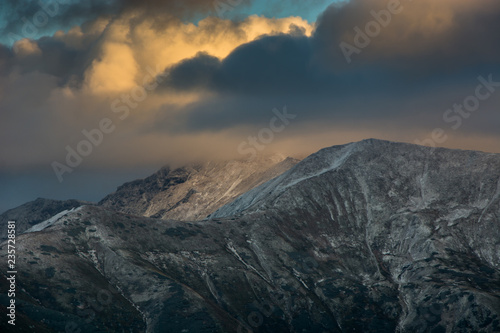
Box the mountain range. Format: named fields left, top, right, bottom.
left=1, top=139, right=499, bottom=332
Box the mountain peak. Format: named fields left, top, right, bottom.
left=212, top=139, right=500, bottom=218
left=8, top=140, right=500, bottom=333
left=99, top=154, right=299, bottom=220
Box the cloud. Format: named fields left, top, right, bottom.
left=162, top=34, right=319, bottom=94
left=0, top=9, right=314, bottom=92
left=1, top=0, right=500, bottom=181
left=0, top=9, right=315, bottom=173
left=84, top=42, right=139, bottom=94
left=0, top=0, right=230, bottom=42
left=152, top=0, right=500, bottom=136
left=0, top=0, right=116, bottom=43
left=3, top=0, right=500, bottom=214
left=13, top=38, right=42, bottom=57
left=76, top=13, right=313, bottom=95
left=314, top=0, right=500, bottom=69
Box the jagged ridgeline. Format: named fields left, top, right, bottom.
left=99, top=154, right=299, bottom=221
left=1, top=140, right=499, bottom=332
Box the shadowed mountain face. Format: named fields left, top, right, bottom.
left=0, top=198, right=91, bottom=241
left=1, top=140, right=499, bottom=332
left=99, top=155, right=300, bottom=221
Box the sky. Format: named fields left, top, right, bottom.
left=1, top=0, right=500, bottom=213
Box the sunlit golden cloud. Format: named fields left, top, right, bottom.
left=80, top=12, right=313, bottom=96
left=13, top=38, right=42, bottom=57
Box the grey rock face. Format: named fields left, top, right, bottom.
left=1, top=140, right=499, bottom=332
left=99, top=155, right=299, bottom=221
left=0, top=198, right=90, bottom=241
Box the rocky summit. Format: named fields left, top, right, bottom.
left=99, top=155, right=299, bottom=221
left=1, top=139, right=499, bottom=332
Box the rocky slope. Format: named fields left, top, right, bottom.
left=1, top=140, right=499, bottom=332
left=0, top=198, right=91, bottom=241
left=99, top=155, right=299, bottom=221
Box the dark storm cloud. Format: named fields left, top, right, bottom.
left=1, top=0, right=117, bottom=40
left=0, top=36, right=93, bottom=88
left=163, top=35, right=329, bottom=95
left=19, top=38, right=87, bottom=82
left=156, top=0, right=500, bottom=133
left=0, top=0, right=242, bottom=41
left=121, top=0, right=221, bottom=14
left=0, top=44, right=13, bottom=75
left=165, top=52, right=221, bottom=91
left=313, top=0, right=500, bottom=70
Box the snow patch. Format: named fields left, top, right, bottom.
left=213, top=143, right=357, bottom=217
left=24, top=207, right=81, bottom=233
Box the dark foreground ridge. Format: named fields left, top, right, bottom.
left=1, top=139, right=499, bottom=332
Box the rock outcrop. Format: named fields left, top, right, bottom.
left=99, top=155, right=299, bottom=221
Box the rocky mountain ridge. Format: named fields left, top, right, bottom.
left=1, top=140, right=499, bottom=332
left=0, top=198, right=91, bottom=241
left=99, top=154, right=299, bottom=221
